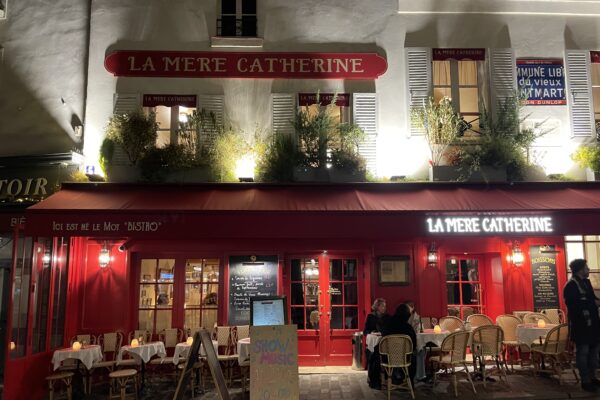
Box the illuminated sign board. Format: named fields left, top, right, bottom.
left=426, top=216, right=554, bottom=234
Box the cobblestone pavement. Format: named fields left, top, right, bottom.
left=81, top=366, right=599, bottom=400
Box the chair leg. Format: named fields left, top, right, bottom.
left=481, top=357, right=487, bottom=388
left=387, top=372, right=391, bottom=400
left=48, top=380, right=54, bottom=400
left=404, top=367, right=415, bottom=400
left=464, top=362, right=476, bottom=394
left=452, top=366, right=458, bottom=397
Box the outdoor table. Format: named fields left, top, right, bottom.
left=366, top=333, right=381, bottom=352
left=416, top=329, right=451, bottom=351
left=172, top=340, right=218, bottom=365
left=516, top=323, right=556, bottom=346
left=237, top=337, right=251, bottom=366
left=117, top=341, right=166, bottom=390
left=52, top=344, right=103, bottom=371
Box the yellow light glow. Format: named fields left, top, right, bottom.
left=186, top=336, right=194, bottom=345
left=10, top=341, right=16, bottom=351
left=72, top=341, right=82, bottom=351
left=235, top=155, right=255, bottom=180
left=537, top=319, right=546, bottom=328
left=433, top=325, right=442, bottom=334
left=131, top=338, right=139, bottom=347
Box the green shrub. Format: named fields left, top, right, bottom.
left=138, top=144, right=195, bottom=182
left=209, top=127, right=247, bottom=182
left=572, top=144, right=600, bottom=173
left=104, top=111, right=158, bottom=165
left=256, top=134, right=299, bottom=182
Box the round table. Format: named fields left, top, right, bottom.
left=416, top=329, right=451, bottom=351
left=366, top=333, right=381, bottom=352
left=516, top=323, right=556, bottom=346
left=172, top=340, right=219, bottom=364
left=117, top=342, right=167, bottom=390
left=237, top=337, right=251, bottom=366
left=52, top=345, right=103, bottom=370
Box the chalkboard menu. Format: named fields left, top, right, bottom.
left=228, top=255, right=278, bottom=325
left=530, top=245, right=560, bottom=310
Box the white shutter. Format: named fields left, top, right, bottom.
left=488, top=48, right=516, bottom=117
left=271, top=93, right=296, bottom=136
left=406, top=48, right=432, bottom=136
left=566, top=50, right=594, bottom=137
left=111, top=93, right=140, bottom=165
left=112, top=93, right=140, bottom=115
left=197, top=94, right=224, bottom=147
left=353, top=93, right=378, bottom=174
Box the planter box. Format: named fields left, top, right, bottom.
left=106, top=165, right=142, bottom=183
left=166, top=166, right=212, bottom=183
left=429, top=165, right=507, bottom=182
left=586, top=168, right=600, bottom=181
left=293, top=167, right=366, bottom=183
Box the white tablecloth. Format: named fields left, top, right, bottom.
left=172, top=340, right=219, bottom=365
left=516, top=324, right=556, bottom=346
left=416, top=330, right=451, bottom=351
left=117, top=342, right=166, bottom=364
left=52, top=345, right=103, bottom=370
left=237, top=338, right=251, bottom=366
left=366, top=333, right=381, bottom=352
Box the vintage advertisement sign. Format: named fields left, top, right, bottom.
left=104, top=51, right=387, bottom=79
left=228, top=256, right=278, bottom=325
left=250, top=325, right=299, bottom=400
left=517, top=59, right=566, bottom=105
left=142, top=94, right=196, bottom=107
left=432, top=48, right=485, bottom=61
left=530, top=245, right=560, bottom=310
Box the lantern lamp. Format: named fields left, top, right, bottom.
left=186, top=336, right=194, bottom=345
left=427, top=242, right=438, bottom=266
left=98, top=243, right=111, bottom=268
left=131, top=338, right=139, bottom=347
left=510, top=241, right=524, bottom=266
left=72, top=341, right=82, bottom=351
left=433, top=324, right=442, bottom=334
left=537, top=319, right=546, bottom=328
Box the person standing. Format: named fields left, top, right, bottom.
left=563, top=259, right=600, bottom=392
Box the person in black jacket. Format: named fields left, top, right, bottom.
left=364, top=298, right=387, bottom=335
left=368, top=303, right=416, bottom=389
left=563, top=259, right=600, bottom=392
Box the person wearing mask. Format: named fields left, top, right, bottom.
left=563, top=259, right=600, bottom=393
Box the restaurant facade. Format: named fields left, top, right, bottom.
left=3, top=0, right=600, bottom=398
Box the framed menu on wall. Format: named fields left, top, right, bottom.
left=228, top=255, right=278, bottom=325
left=530, top=245, right=560, bottom=310
left=378, top=256, right=410, bottom=285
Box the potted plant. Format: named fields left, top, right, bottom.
left=572, top=143, right=600, bottom=181
left=410, top=96, right=463, bottom=181
left=100, top=111, right=158, bottom=182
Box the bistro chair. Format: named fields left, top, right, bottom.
left=496, top=314, right=529, bottom=370
left=70, top=334, right=96, bottom=346
left=466, top=314, right=493, bottom=329
left=235, top=325, right=250, bottom=342
left=215, top=326, right=238, bottom=385
left=379, top=335, right=415, bottom=400
left=471, top=325, right=509, bottom=387
left=420, top=316, right=438, bottom=330
left=430, top=330, right=476, bottom=397
left=523, top=312, right=551, bottom=325
left=462, top=307, right=475, bottom=320
left=46, top=371, right=74, bottom=400
left=541, top=309, right=565, bottom=325
left=447, top=307, right=460, bottom=317
left=531, top=323, right=577, bottom=385
left=149, top=328, right=184, bottom=380
left=439, top=316, right=465, bottom=332
left=127, top=329, right=151, bottom=345
left=87, top=331, right=123, bottom=394
left=177, top=360, right=204, bottom=396
left=108, top=368, right=139, bottom=400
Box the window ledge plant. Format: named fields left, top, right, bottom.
left=572, top=142, right=600, bottom=181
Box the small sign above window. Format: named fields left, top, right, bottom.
left=142, top=94, right=197, bottom=108
left=432, top=48, right=485, bottom=61
left=298, top=93, right=350, bottom=107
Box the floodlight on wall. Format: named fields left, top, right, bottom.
left=427, top=242, right=438, bottom=266
left=98, top=243, right=111, bottom=268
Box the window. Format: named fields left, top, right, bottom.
left=446, top=257, right=482, bottom=319
left=329, top=258, right=358, bottom=330
left=10, top=236, right=32, bottom=358
left=591, top=63, right=600, bottom=136
left=219, top=0, right=257, bottom=37
left=0, top=0, right=6, bottom=19
left=139, top=259, right=175, bottom=333
left=184, top=259, right=219, bottom=330
left=433, top=59, right=483, bottom=136
left=144, top=105, right=197, bottom=148
left=290, top=258, right=320, bottom=330
left=565, top=235, right=600, bottom=295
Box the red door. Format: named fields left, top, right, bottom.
left=445, top=255, right=485, bottom=319
left=287, top=254, right=361, bottom=366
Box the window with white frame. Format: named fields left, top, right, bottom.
left=433, top=53, right=485, bottom=136
left=564, top=235, right=600, bottom=296
left=591, top=62, right=600, bottom=130
left=219, top=0, right=257, bottom=37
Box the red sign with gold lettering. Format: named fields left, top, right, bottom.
left=105, top=51, right=387, bottom=79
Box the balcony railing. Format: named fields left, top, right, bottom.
left=217, top=16, right=257, bottom=37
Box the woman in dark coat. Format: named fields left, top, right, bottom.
left=365, top=298, right=387, bottom=388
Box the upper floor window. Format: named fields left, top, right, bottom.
left=218, top=0, right=257, bottom=37
left=142, top=94, right=197, bottom=148
left=591, top=61, right=600, bottom=126
left=0, top=0, right=6, bottom=18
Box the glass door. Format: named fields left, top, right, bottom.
left=288, top=255, right=360, bottom=365
left=445, top=256, right=484, bottom=319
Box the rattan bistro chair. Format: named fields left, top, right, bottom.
left=531, top=323, right=578, bottom=385
left=430, top=330, right=476, bottom=397
left=379, top=335, right=415, bottom=400
left=215, top=326, right=238, bottom=385
left=496, top=314, right=529, bottom=370
left=471, top=325, right=509, bottom=387
left=420, top=317, right=438, bottom=330
left=466, top=314, right=493, bottom=329
left=87, top=331, right=123, bottom=393
left=523, top=312, right=551, bottom=325
left=439, top=316, right=465, bottom=332
left=541, top=309, right=566, bottom=325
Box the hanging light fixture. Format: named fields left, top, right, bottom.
left=508, top=241, right=524, bottom=266
left=98, top=242, right=111, bottom=268
left=427, top=242, right=438, bottom=266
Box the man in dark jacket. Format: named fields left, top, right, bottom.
left=563, top=259, right=600, bottom=392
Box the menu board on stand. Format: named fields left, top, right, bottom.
left=228, top=255, right=278, bottom=325
left=530, top=245, right=560, bottom=310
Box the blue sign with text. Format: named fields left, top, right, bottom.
left=517, top=59, right=566, bottom=105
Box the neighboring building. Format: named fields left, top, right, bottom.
left=2, top=1, right=600, bottom=399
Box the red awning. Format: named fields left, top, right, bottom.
left=24, top=182, right=600, bottom=238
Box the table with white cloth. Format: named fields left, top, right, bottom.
left=52, top=345, right=103, bottom=370
left=516, top=323, right=556, bottom=346
left=366, top=333, right=382, bottom=353
left=172, top=340, right=219, bottom=365
left=416, top=329, right=451, bottom=351
left=117, top=342, right=166, bottom=390
left=237, top=338, right=251, bottom=366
